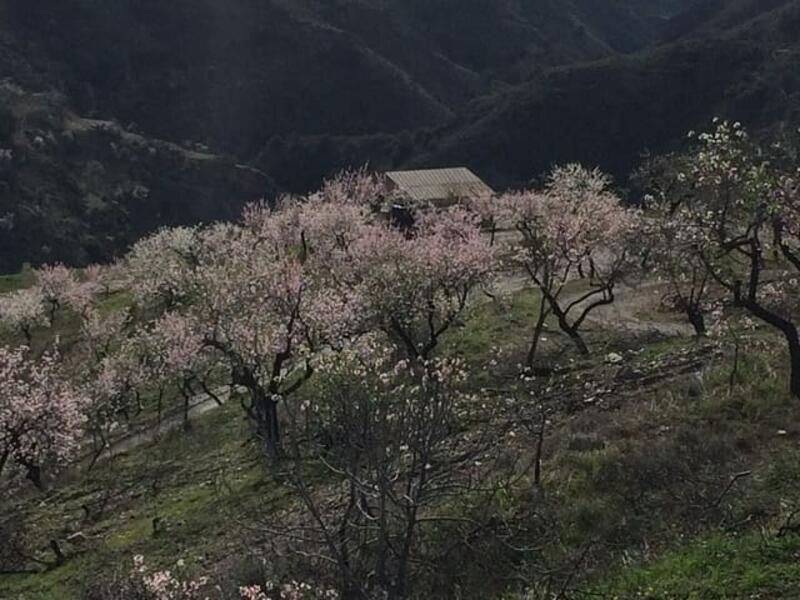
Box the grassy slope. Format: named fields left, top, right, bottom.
left=0, top=271, right=34, bottom=294
left=596, top=533, right=800, bottom=599
left=567, top=348, right=800, bottom=599
left=1, top=401, right=271, bottom=597
left=2, top=284, right=800, bottom=598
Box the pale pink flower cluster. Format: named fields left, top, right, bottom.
left=35, top=264, right=74, bottom=308
left=63, top=278, right=101, bottom=316
left=131, top=555, right=209, bottom=600
left=486, top=164, right=640, bottom=285
left=127, top=226, right=201, bottom=307
left=122, top=169, right=494, bottom=398
left=79, top=308, right=128, bottom=352
left=0, top=345, right=88, bottom=480
left=134, top=312, right=207, bottom=377
left=0, top=264, right=102, bottom=341
left=775, top=171, right=800, bottom=245
left=315, top=334, right=469, bottom=405
left=129, top=556, right=337, bottom=600
left=32, top=263, right=101, bottom=318
left=342, top=205, right=496, bottom=354
left=0, top=287, right=49, bottom=338
left=77, top=308, right=145, bottom=408
left=678, top=121, right=774, bottom=237
left=311, top=165, right=391, bottom=211
left=670, top=121, right=800, bottom=308
left=239, top=582, right=338, bottom=600
left=85, top=261, right=130, bottom=295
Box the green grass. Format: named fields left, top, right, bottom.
left=4, top=276, right=800, bottom=599
left=595, top=533, right=800, bottom=599
left=0, top=269, right=35, bottom=294
left=442, top=284, right=594, bottom=387
left=0, top=272, right=134, bottom=352
left=498, top=330, right=800, bottom=599
left=0, top=402, right=276, bottom=598
left=445, top=288, right=542, bottom=363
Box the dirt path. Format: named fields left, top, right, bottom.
left=96, top=275, right=690, bottom=460
left=573, top=280, right=694, bottom=337
left=85, top=387, right=234, bottom=465
left=489, top=271, right=693, bottom=338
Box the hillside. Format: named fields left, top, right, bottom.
left=3, top=258, right=800, bottom=598
left=0, top=0, right=683, bottom=156
left=2, top=125, right=800, bottom=598
left=254, top=0, right=800, bottom=192
left=0, top=0, right=709, bottom=269
left=2, top=0, right=799, bottom=265
left=0, top=83, right=275, bottom=272
left=395, top=0, right=800, bottom=188
left=4, top=3, right=800, bottom=599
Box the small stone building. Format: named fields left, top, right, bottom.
left=385, top=167, right=494, bottom=207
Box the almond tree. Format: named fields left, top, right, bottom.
left=124, top=171, right=496, bottom=458
left=486, top=165, right=641, bottom=367
left=346, top=206, right=497, bottom=361
left=34, top=264, right=75, bottom=322
left=77, top=312, right=144, bottom=463
left=271, top=337, right=499, bottom=600
left=126, top=226, right=202, bottom=311
left=0, top=264, right=102, bottom=345
left=302, top=171, right=496, bottom=360
left=644, top=196, right=714, bottom=336
left=0, top=287, right=49, bottom=343
left=636, top=152, right=728, bottom=337
left=131, top=312, right=219, bottom=431
left=0, top=345, right=88, bottom=488
left=125, top=202, right=361, bottom=458
left=664, top=121, right=800, bottom=397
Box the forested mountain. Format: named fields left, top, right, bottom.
left=1, top=0, right=689, bottom=153
left=0, top=83, right=274, bottom=271
left=2, top=0, right=799, bottom=269
left=416, top=0, right=800, bottom=187
left=255, top=0, right=800, bottom=191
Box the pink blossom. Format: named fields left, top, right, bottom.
left=0, top=346, right=88, bottom=485
left=35, top=264, right=74, bottom=305
left=0, top=287, right=49, bottom=340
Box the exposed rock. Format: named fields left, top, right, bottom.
left=66, top=531, right=88, bottom=545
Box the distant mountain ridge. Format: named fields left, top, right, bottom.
left=1, top=0, right=798, bottom=269
left=253, top=0, right=800, bottom=191
left=416, top=0, right=800, bottom=187
left=0, top=0, right=690, bottom=155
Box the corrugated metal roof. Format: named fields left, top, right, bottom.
left=386, top=168, right=494, bottom=203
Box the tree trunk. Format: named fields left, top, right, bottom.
left=738, top=295, right=800, bottom=400
left=561, top=322, right=589, bottom=355
left=183, top=395, right=192, bottom=432
left=687, top=305, right=706, bottom=337
left=181, top=381, right=193, bottom=432
left=49, top=540, right=65, bottom=566
left=0, top=448, right=8, bottom=478
left=789, top=334, right=800, bottom=400
left=255, top=388, right=282, bottom=458
left=26, top=464, right=44, bottom=490
left=266, top=398, right=281, bottom=457
left=548, top=298, right=590, bottom=356
left=526, top=298, right=549, bottom=370
left=729, top=339, right=740, bottom=396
